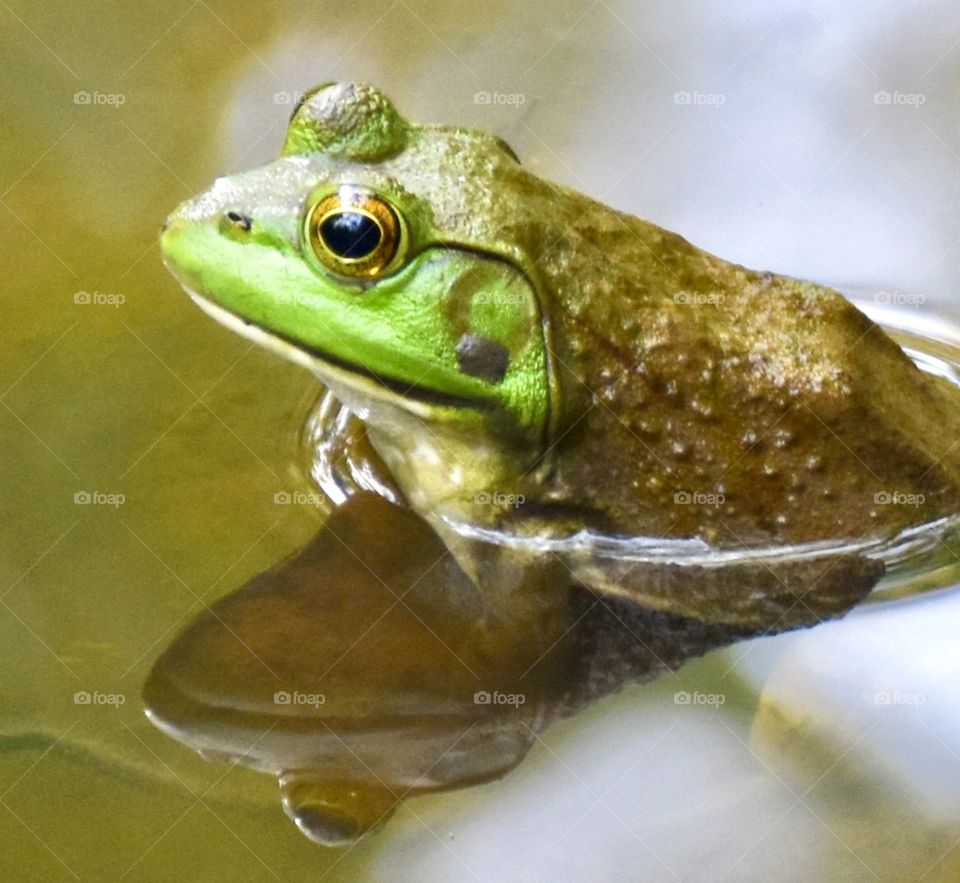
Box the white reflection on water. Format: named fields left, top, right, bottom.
left=743, top=588, right=960, bottom=819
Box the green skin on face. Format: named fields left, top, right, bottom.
left=162, top=83, right=554, bottom=531
left=162, top=82, right=960, bottom=629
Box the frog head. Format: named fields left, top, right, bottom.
left=161, top=83, right=555, bottom=503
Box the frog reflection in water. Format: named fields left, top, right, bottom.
left=152, top=82, right=960, bottom=844
left=146, top=491, right=747, bottom=845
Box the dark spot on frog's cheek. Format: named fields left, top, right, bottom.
left=455, top=333, right=510, bottom=384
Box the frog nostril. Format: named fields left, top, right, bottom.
left=225, top=210, right=252, bottom=232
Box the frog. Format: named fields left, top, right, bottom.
left=160, top=81, right=960, bottom=635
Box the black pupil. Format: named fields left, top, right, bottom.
left=320, top=211, right=382, bottom=259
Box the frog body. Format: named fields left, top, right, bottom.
left=161, top=82, right=960, bottom=629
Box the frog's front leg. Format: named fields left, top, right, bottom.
left=303, top=389, right=405, bottom=506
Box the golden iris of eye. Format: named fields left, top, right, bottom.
left=306, top=188, right=401, bottom=278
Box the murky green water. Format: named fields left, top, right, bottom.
left=5, top=2, right=960, bottom=880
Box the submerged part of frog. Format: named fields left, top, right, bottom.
left=144, top=492, right=758, bottom=845
left=160, top=81, right=960, bottom=630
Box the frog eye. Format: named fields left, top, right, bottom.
left=305, top=186, right=403, bottom=279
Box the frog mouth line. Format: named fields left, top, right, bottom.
left=186, top=291, right=490, bottom=414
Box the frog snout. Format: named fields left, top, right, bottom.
left=158, top=212, right=188, bottom=269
